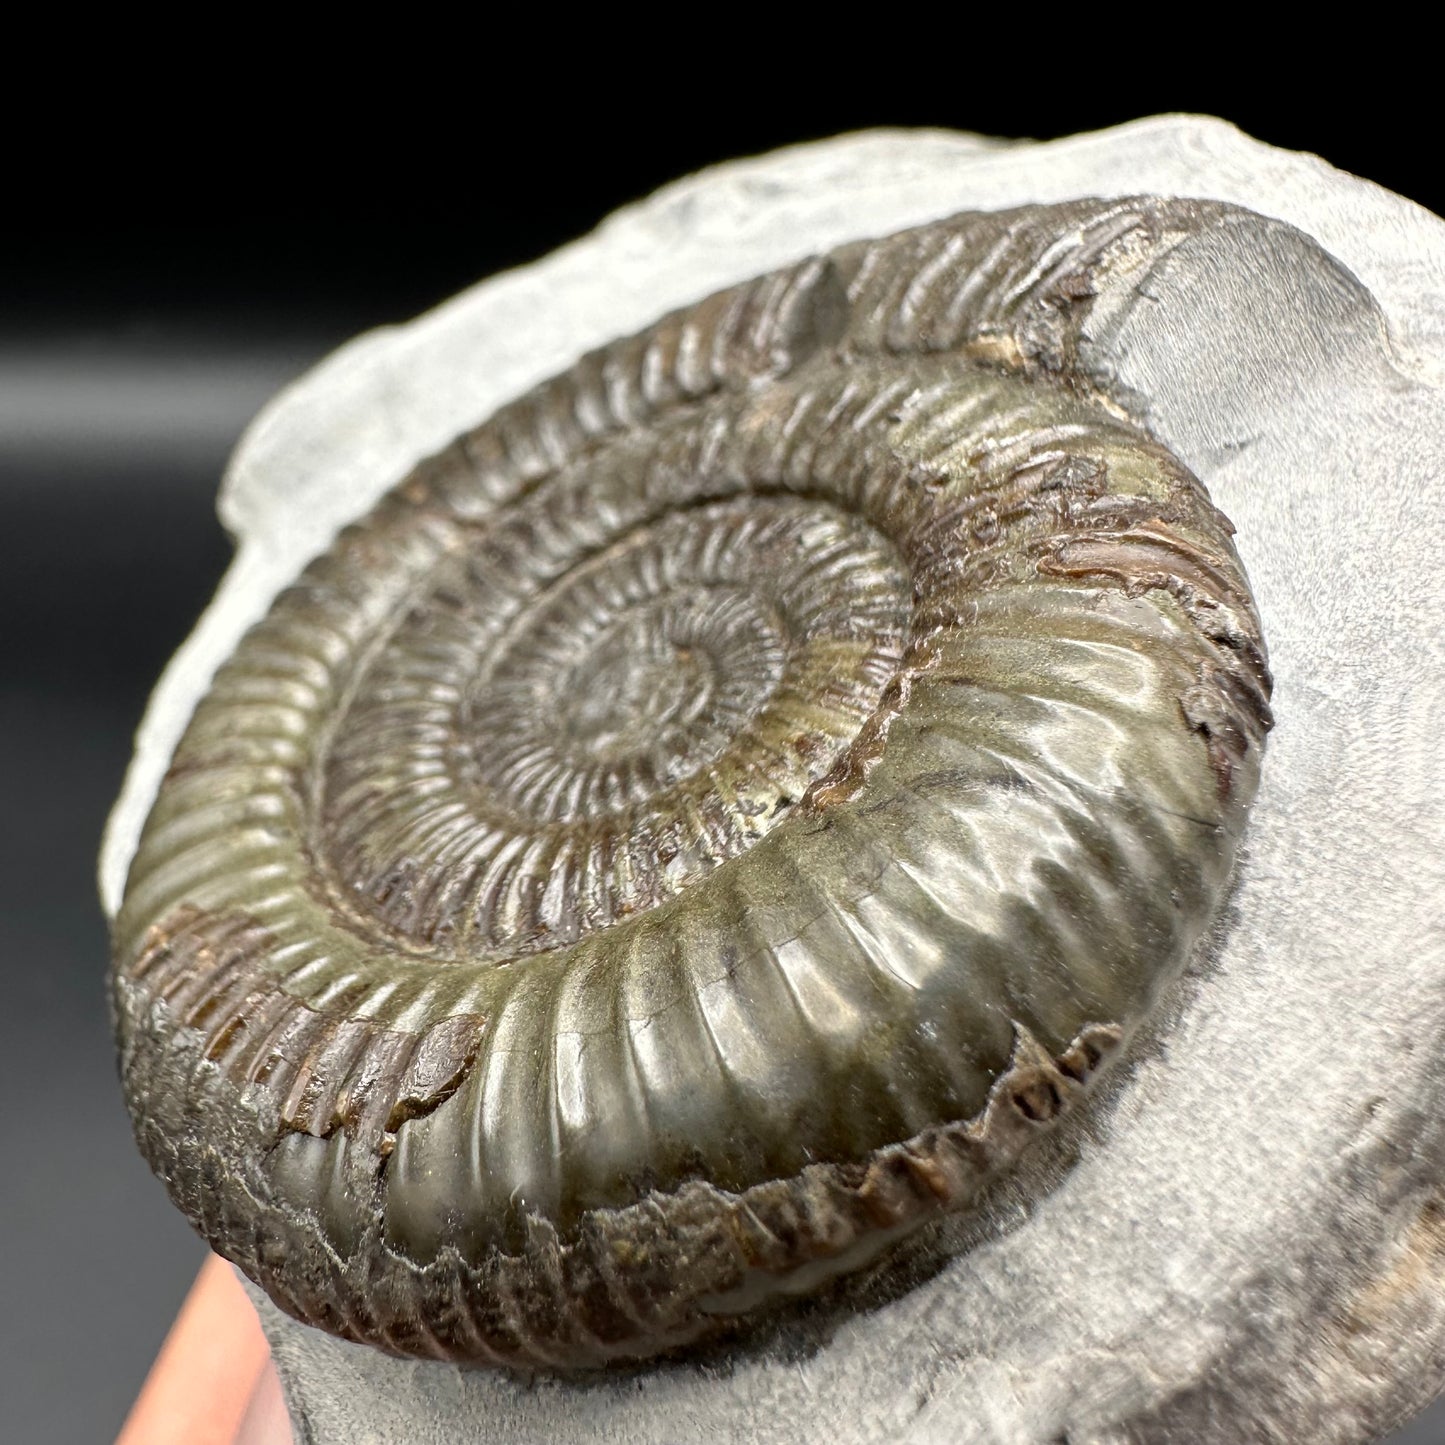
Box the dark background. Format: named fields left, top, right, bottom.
left=3, top=65, right=1441, bottom=1443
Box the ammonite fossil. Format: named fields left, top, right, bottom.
left=111, top=197, right=1272, bottom=1369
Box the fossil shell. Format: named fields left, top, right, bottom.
left=111, top=197, right=1272, bottom=1369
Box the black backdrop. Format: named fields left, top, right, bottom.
left=3, top=65, right=1441, bottom=1443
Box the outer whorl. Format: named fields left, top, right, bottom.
left=111, top=197, right=1273, bottom=1369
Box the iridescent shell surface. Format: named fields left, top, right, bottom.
left=111, top=197, right=1272, bottom=1368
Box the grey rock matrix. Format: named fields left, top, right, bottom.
left=104, top=117, right=1445, bottom=1442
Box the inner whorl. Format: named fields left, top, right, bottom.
left=111, top=196, right=1273, bottom=1368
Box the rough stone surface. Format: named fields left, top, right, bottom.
left=104, top=117, right=1445, bottom=1442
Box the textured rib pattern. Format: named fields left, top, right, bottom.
left=112, top=197, right=1272, bottom=1366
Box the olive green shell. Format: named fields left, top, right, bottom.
left=111, top=197, right=1272, bottom=1368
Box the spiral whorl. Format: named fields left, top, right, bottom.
left=321, top=493, right=911, bottom=956
left=112, top=197, right=1272, bottom=1367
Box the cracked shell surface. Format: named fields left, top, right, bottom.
left=110, top=196, right=1272, bottom=1368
